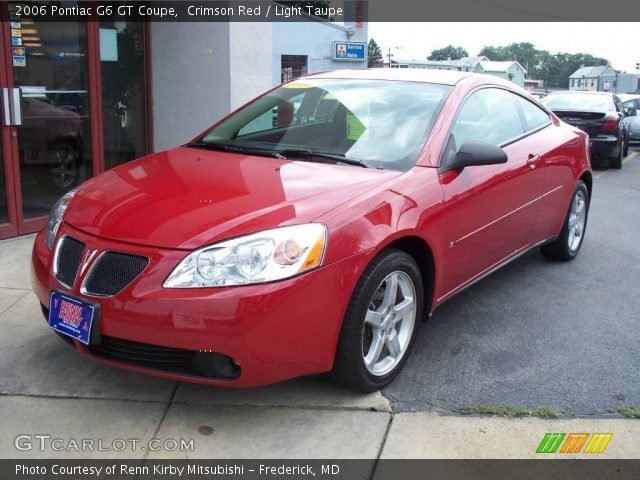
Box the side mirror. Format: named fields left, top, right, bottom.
left=626, top=108, right=637, bottom=117
left=447, top=139, right=508, bottom=171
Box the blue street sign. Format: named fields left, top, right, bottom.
left=333, top=42, right=366, bottom=62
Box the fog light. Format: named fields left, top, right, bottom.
left=192, top=351, right=240, bottom=379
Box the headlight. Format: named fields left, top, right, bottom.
left=164, top=224, right=327, bottom=288
left=45, top=188, right=77, bottom=250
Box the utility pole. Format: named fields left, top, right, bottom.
left=387, top=46, right=402, bottom=68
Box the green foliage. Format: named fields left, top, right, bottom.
left=367, top=39, right=383, bottom=67
left=428, top=45, right=468, bottom=61
left=477, top=42, right=610, bottom=88
left=459, top=404, right=560, bottom=418
left=615, top=407, right=640, bottom=418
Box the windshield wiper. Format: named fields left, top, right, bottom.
left=185, top=142, right=285, bottom=159
left=275, top=149, right=375, bottom=169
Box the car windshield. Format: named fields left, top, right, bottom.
left=542, top=93, right=613, bottom=112
left=195, top=79, right=452, bottom=171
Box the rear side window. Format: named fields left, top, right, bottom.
left=451, top=88, right=524, bottom=149
left=514, top=95, right=551, bottom=132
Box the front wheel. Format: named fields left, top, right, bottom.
left=540, top=180, right=589, bottom=261
left=50, top=142, right=80, bottom=190
left=332, top=249, right=423, bottom=392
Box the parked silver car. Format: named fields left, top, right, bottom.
left=619, top=94, right=640, bottom=143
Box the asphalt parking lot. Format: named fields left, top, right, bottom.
left=0, top=148, right=638, bottom=461
left=385, top=147, right=640, bottom=415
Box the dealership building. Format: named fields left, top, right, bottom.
left=0, top=11, right=367, bottom=240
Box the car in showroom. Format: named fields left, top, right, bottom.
left=541, top=90, right=633, bottom=169
left=32, top=69, right=592, bottom=392
left=618, top=93, right=640, bottom=144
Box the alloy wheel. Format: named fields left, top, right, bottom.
left=51, top=145, right=78, bottom=189
left=567, top=190, right=587, bottom=252
left=362, top=270, right=417, bottom=376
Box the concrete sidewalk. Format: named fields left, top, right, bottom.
left=1, top=234, right=638, bottom=461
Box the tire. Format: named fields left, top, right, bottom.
left=623, top=134, right=630, bottom=157
left=332, top=249, right=424, bottom=392
left=50, top=142, right=80, bottom=191
left=540, top=181, right=589, bottom=262
left=609, top=140, right=623, bottom=169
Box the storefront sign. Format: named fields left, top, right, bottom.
left=12, top=46, right=26, bottom=67
left=333, top=42, right=366, bottom=62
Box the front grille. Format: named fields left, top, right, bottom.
left=55, top=236, right=85, bottom=287
left=87, top=336, right=241, bottom=380
left=83, top=252, right=148, bottom=296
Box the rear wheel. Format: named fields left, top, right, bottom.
left=609, top=140, right=623, bottom=169
left=540, top=181, right=589, bottom=261
left=332, top=249, right=423, bottom=392
left=623, top=134, right=630, bottom=157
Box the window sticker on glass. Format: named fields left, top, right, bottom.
left=346, top=111, right=367, bottom=140
left=282, top=81, right=314, bottom=89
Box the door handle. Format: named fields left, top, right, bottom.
left=1, top=88, right=10, bottom=126
left=527, top=154, right=540, bottom=170
left=9, top=88, right=22, bottom=126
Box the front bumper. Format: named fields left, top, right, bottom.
left=32, top=224, right=368, bottom=386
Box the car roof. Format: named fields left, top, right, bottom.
left=304, top=68, right=476, bottom=86
left=618, top=93, right=640, bottom=101
left=547, top=90, right=613, bottom=96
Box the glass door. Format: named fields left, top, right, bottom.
left=1, top=3, right=94, bottom=237
left=0, top=125, right=14, bottom=236
left=0, top=17, right=17, bottom=238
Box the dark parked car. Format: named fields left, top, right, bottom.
left=542, top=91, right=634, bottom=169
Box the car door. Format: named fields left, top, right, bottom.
left=437, top=87, right=546, bottom=300
left=622, top=98, right=640, bottom=140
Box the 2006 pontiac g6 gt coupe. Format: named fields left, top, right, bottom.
left=32, top=70, right=592, bottom=392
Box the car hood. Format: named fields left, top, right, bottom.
left=64, top=147, right=402, bottom=250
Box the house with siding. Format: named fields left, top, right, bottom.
left=569, top=65, right=616, bottom=91
left=473, top=61, right=527, bottom=87
left=390, top=56, right=527, bottom=87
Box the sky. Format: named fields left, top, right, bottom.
left=368, top=23, right=639, bottom=73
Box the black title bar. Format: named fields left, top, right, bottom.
left=7, top=0, right=640, bottom=22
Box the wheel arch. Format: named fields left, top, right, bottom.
left=579, top=170, right=593, bottom=199
left=380, top=235, right=436, bottom=318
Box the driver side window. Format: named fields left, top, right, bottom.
left=451, top=88, right=525, bottom=152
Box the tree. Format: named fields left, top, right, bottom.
left=478, top=45, right=510, bottom=61
left=477, top=42, right=610, bottom=88
left=428, top=45, right=468, bottom=61
left=543, top=53, right=609, bottom=88
left=367, top=39, right=383, bottom=67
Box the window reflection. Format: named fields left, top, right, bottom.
left=99, top=20, right=147, bottom=169
left=12, top=18, right=92, bottom=219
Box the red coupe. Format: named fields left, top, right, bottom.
left=32, top=70, right=592, bottom=392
